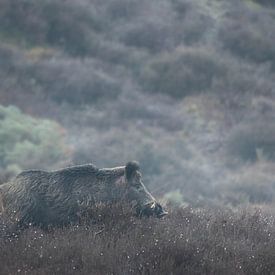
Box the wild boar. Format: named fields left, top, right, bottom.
left=0, top=161, right=167, bottom=228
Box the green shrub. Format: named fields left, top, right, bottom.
left=0, top=105, right=71, bottom=179
left=163, top=190, right=186, bottom=207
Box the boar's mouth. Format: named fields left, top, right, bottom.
left=136, top=201, right=168, bottom=218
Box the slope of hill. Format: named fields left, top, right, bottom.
left=0, top=0, right=275, bottom=207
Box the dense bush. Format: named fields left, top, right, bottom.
left=114, top=0, right=177, bottom=52
left=0, top=105, right=71, bottom=182
left=171, top=0, right=213, bottom=45
left=219, top=4, right=275, bottom=67
left=0, top=47, right=124, bottom=108
left=121, top=21, right=174, bottom=52
left=140, top=47, right=227, bottom=98
left=253, top=0, right=275, bottom=7
left=105, top=0, right=143, bottom=20
left=0, top=0, right=104, bottom=55
left=115, top=0, right=212, bottom=51
left=30, top=58, right=122, bottom=105
left=220, top=162, right=275, bottom=205
left=1, top=205, right=275, bottom=274
left=226, top=119, right=275, bottom=163
left=0, top=43, right=21, bottom=70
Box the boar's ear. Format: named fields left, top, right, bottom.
left=125, top=161, right=140, bottom=181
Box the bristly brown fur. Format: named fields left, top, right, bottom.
left=0, top=160, right=160, bottom=228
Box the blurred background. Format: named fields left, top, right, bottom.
left=0, top=0, right=275, bottom=208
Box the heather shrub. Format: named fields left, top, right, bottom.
left=211, top=60, right=275, bottom=124
left=116, top=0, right=180, bottom=52
left=253, top=0, right=275, bottom=7
left=0, top=0, right=104, bottom=55
left=171, top=0, right=213, bottom=45
left=121, top=21, right=174, bottom=52
left=0, top=45, right=43, bottom=114
left=81, top=39, right=149, bottom=68
left=0, top=105, right=71, bottom=181
left=219, top=5, right=275, bottom=66
left=29, top=58, right=122, bottom=105
left=220, top=162, right=275, bottom=205
left=1, top=205, right=275, bottom=274
left=105, top=0, right=143, bottom=20
left=0, top=43, right=22, bottom=70
left=0, top=0, right=47, bottom=45
left=117, top=0, right=211, bottom=51
left=0, top=45, right=124, bottom=109
left=226, top=119, right=275, bottom=163
left=141, top=47, right=227, bottom=98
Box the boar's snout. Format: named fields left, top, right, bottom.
left=152, top=202, right=168, bottom=218
left=154, top=202, right=168, bottom=218
left=136, top=201, right=168, bottom=218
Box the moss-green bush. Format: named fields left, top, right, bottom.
left=163, top=190, right=186, bottom=207
left=0, top=105, right=71, bottom=180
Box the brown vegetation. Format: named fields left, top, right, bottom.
left=1, top=204, right=275, bottom=274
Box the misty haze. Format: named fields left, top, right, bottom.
left=1, top=0, right=275, bottom=274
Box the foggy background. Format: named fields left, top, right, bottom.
left=1, top=0, right=275, bottom=207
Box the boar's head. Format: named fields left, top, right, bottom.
left=124, top=161, right=167, bottom=218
